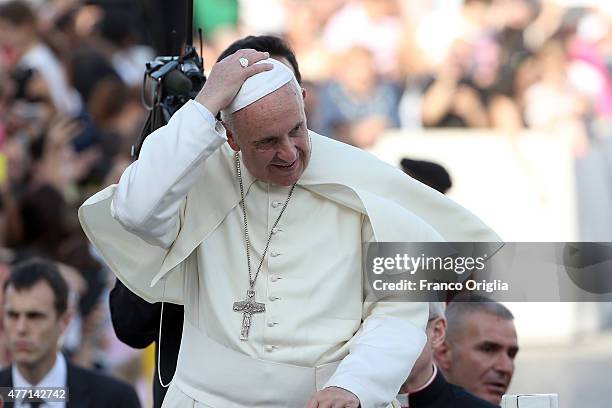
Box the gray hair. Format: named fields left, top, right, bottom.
left=220, top=109, right=233, bottom=132
left=445, top=295, right=514, bottom=337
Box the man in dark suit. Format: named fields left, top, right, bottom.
left=435, top=297, right=518, bottom=405
left=0, top=258, right=140, bottom=408
left=396, top=302, right=498, bottom=408
left=109, top=279, right=182, bottom=408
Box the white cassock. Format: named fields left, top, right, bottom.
left=79, top=61, right=499, bottom=408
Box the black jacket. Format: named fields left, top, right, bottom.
left=409, top=369, right=498, bottom=408
left=0, top=360, right=141, bottom=408
left=109, top=279, right=183, bottom=408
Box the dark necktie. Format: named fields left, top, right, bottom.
left=28, top=398, right=44, bottom=408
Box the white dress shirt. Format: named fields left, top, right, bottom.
left=12, top=352, right=67, bottom=408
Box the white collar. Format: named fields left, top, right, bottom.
left=397, top=363, right=438, bottom=404
left=411, top=363, right=437, bottom=393
left=13, top=352, right=67, bottom=405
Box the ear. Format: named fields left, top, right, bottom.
left=225, top=126, right=240, bottom=151
left=434, top=338, right=453, bottom=371
left=58, top=310, right=72, bottom=335
left=430, top=317, right=447, bottom=349
left=301, top=87, right=307, bottom=101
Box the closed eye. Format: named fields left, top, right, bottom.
left=290, top=122, right=304, bottom=135
left=253, top=138, right=277, bottom=148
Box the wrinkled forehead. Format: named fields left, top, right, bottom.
left=462, top=312, right=517, bottom=345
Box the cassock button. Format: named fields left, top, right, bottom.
left=267, top=322, right=276, bottom=327
left=271, top=201, right=281, bottom=208
left=271, top=251, right=280, bottom=257
left=270, top=276, right=278, bottom=282
left=269, top=295, right=280, bottom=301
left=271, top=227, right=279, bottom=234
left=265, top=345, right=274, bottom=352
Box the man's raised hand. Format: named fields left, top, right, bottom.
left=195, top=49, right=273, bottom=116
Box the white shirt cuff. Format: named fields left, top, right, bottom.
left=192, top=100, right=217, bottom=128
left=324, top=315, right=427, bottom=408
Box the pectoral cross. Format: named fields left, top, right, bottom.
left=233, top=289, right=266, bottom=340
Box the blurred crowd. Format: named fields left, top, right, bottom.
left=0, top=0, right=610, bottom=404
left=198, top=0, right=612, bottom=151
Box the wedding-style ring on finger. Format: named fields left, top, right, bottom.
left=238, top=57, right=249, bottom=68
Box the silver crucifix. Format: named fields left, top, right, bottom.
left=233, top=289, right=266, bottom=340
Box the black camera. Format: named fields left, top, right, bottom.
left=132, top=43, right=206, bottom=159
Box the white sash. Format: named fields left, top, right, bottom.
left=173, top=318, right=340, bottom=408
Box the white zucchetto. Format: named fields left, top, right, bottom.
left=222, top=58, right=299, bottom=115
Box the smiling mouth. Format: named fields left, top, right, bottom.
left=272, top=160, right=297, bottom=169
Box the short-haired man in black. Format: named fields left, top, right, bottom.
left=396, top=302, right=498, bottom=408
left=108, top=34, right=303, bottom=408
left=435, top=298, right=519, bottom=405
left=1, top=258, right=141, bottom=408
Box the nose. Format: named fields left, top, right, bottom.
left=16, top=315, right=29, bottom=334
left=493, top=353, right=514, bottom=379
left=276, top=137, right=297, bottom=163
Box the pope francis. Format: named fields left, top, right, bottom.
left=79, top=49, right=499, bottom=408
